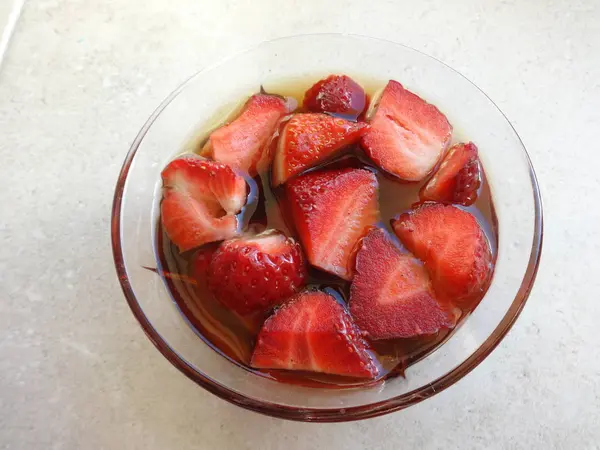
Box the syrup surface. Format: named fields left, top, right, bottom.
left=154, top=79, right=498, bottom=388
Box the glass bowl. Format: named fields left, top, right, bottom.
left=111, top=34, right=543, bottom=422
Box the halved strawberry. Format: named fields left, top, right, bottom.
left=207, top=230, right=307, bottom=315
left=420, top=142, right=481, bottom=206
left=203, top=93, right=294, bottom=176
left=285, top=168, right=379, bottom=280
left=349, top=228, right=455, bottom=340
left=361, top=80, right=452, bottom=181
left=303, top=75, right=367, bottom=120
left=160, top=156, right=248, bottom=252
left=251, top=290, right=380, bottom=378
left=391, top=204, right=493, bottom=305
left=272, top=113, right=369, bottom=186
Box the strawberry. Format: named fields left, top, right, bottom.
left=160, top=156, right=248, bottom=252
left=207, top=230, right=307, bottom=315
left=303, top=75, right=367, bottom=119
left=420, top=142, right=481, bottom=206
left=391, top=204, right=493, bottom=306
left=349, top=228, right=455, bottom=340
left=251, top=290, right=380, bottom=378
left=361, top=80, right=452, bottom=181
left=203, top=93, right=294, bottom=176
left=285, top=168, right=379, bottom=280
left=272, top=113, right=369, bottom=186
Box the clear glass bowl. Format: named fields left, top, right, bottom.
left=111, top=34, right=543, bottom=422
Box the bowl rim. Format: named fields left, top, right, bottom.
left=111, top=33, right=543, bottom=422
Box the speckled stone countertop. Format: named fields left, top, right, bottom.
left=1, top=1, right=599, bottom=448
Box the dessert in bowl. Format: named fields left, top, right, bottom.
left=112, top=34, right=542, bottom=421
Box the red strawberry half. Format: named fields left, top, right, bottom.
left=251, top=290, right=380, bottom=379
left=285, top=168, right=379, bottom=280
left=272, top=113, right=369, bottom=186
left=349, top=228, right=455, bottom=340
left=161, top=156, right=248, bottom=252
left=420, top=142, right=481, bottom=206
left=361, top=80, right=452, bottom=181
left=207, top=230, right=307, bottom=315
left=303, top=75, right=367, bottom=120
left=391, top=204, right=493, bottom=306
left=203, top=93, right=294, bottom=176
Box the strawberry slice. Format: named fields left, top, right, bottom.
left=207, top=230, right=307, bottom=315
left=272, top=113, right=369, bottom=186
left=391, top=204, right=493, bottom=305
left=251, top=290, right=380, bottom=378
left=349, top=228, right=455, bottom=340
left=285, top=168, right=379, bottom=280
left=203, top=93, right=294, bottom=176
left=361, top=80, right=452, bottom=181
left=303, top=75, right=367, bottom=119
left=420, top=142, right=481, bottom=206
left=160, top=156, right=248, bottom=252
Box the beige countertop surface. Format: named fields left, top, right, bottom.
left=1, top=0, right=599, bottom=448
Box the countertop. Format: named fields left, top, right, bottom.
left=1, top=1, right=599, bottom=448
